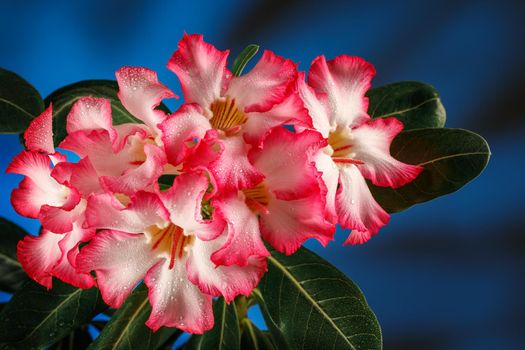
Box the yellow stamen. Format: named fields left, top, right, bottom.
left=210, top=96, right=247, bottom=133
left=242, top=182, right=270, bottom=214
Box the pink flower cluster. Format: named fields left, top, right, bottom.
left=7, top=34, right=421, bottom=333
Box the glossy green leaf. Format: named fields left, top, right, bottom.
left=0, top=218, right=30, bottom=293
left=240, top=319, right=276, bottom=350
left=88, top=284, right=179, bottom=350
left=0, top=68, right=44, bottom=133
left=257, top=247, right=382, bottom=350
left=367, top=81, right=446, bottom=130
left=369, top=128, right=491, bottom=213
left=232, top=45, right=259, bottom=76
left=0, top=279, right=106, bottom=349
left=250, top=290, right=290, bottom=350
left=45, top=80, right=171, bottom=146
left=184, top=298, right=240, bottom=350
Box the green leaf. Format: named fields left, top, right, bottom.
left=367, top=81, right=446, bottom=130
left=0, top=68, right=44, bottom=133
left=88, top=284, right=179, bottom=350
left=0, top=279, right=106, bottom=349
left=250, top=291, right=290, bottom=350
left=45, top=80, right=171, bottom=146
left=158, top=175, right=176, bottom=191
left=49, top=327, right=93, bottom=350
left=156, top=329, right=185, bottom=350
left=0, top=218, right=30, bottom=293
left=232, top=45, right=260, bottom=76
left=240, top=319, right=276, bottom=350
left=257, top=247, right=382, bottom=350
left=369, top=128, right=491, bottom=213
left=184, top=298, right=240, bottom=350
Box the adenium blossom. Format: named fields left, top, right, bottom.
left=58, top=69, right=175, bottom=196
left=298, top=55, right=423, bottom=244
left=78, top=172, right=266, bottom=332
left=162, top=34, right=312, bottom=193
left=233, top=126, right=335, bottom=256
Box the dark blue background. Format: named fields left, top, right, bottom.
left=1, top=1, right=524, bottom=349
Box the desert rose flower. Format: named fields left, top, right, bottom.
left=298, top=56, right=423, bottom=244
left=162, top=34, right=311, bottom=193
left=175, top=126, right=335, bottom=268
left=58, top=69, right=174, bottom=196
left=218, top=126, right=335, bottom=258
left=78, top=171, right=266, bottom=333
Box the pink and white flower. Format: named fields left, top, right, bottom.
left=214, top=126, right=335, bottom=259
left=59, top=71, right=173, bottom=196
left=298, top=55, right=423, bottom=244
left=78, top=171, right=266, bottom=333
left=162, top=34, right=311, bottom=193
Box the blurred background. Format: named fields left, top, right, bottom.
left=1, top=0, right=524, bottom=349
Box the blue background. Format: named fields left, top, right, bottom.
left=1, top=1, right=524, bottom=349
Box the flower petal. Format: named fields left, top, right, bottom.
left=49, top=152, right=67, bottom=166
left=344, top=230, right=373, bottom=246
left=211, top=195, right=269, bottom=267
left=167, top=34, right=230, bottom=113
left=7, top=151, right=80, bottom=218
left=308, top=55, right=375, bottom=129
left=16, top=224, right=95, bottom=289
left=52, top=157, right=101, bottom=198
left=100, top=144, right=166, bottom=196
left=76, top=230, right=159, bottom=308
left=145, top=259, right=214, bottom=333
left=336, top=164, right=389, bottom=240
left=314, top=151, right=339, bottom=223
left=17, top=230, right=63, bottom=289
left=186, top=233, right=267, bottom=302
left=249, top=127, right=326, bottom=199
left=52, top=224, right=96, bottom=289
left=297, top=72, right=331, bottom=137
left=159, top=103, right=212, bottom=166
left=86, top=191, right=169, bottom=233
left=39, top=200, right=86, bottom=234
left=60, top=129, right=144, bottom=178
left=24, top=105, right=55, bottom=154
left=181, top=129, right=222, bottom=172
left=112, top=123, right=151, bottom=153
left=242, top=92, right=311, bottom=146
left=116, top=66, right=177, bottom=132
left=161, top=171, right=225, bottom=241
left=66, top=97, right=117, bottom=144
left=209, top=135, right=264, bottom=193
left=351, top=117, right=423, bottom=188
left=227, top=50, right=297, bottom=113
left=59, top=130, right=127, bottom=176
left=260, top=191, right=335, bottom=255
